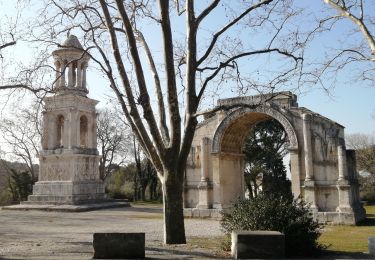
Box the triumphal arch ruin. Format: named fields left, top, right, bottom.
left=184, top=92, right=365, bottom=224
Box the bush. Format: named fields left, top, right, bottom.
left=221, top=193, right=322, bottom=257
left=0, top=189, right=12, bottom=206
left=8, top=169, right=33, bottom=202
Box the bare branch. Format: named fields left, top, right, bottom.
left=324, top=0, right=375, bottom=58
left=136, top=31, right=170, bottom=144
left=197, top=0, right=274, bottom=65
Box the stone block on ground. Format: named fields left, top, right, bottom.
left=231, top=230, right=285, bottom=259
left=93, top=232, right=145, bottom=259
left=369, top=237, right=375, bottom=256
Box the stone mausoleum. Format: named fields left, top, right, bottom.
left=184, top=92, right=365, bottom=224
left=26, top=35, right=105, bottom=204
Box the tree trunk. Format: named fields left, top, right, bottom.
left=162, top=175, right=186, bottom=244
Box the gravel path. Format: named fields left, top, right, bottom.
left=0, top=204, right=226, bottom=259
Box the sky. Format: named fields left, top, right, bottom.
left=0, top=0, right=374, bottom=142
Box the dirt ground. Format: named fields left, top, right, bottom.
left=0, top=204, right=227, bottom=259
left=0, top=204, right=373, bottom=259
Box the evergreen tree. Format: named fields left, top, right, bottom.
left=243, top=119, right=291, bottom=198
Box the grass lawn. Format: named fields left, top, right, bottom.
left=131, top=200, right=163, bottom=206
left=189, top=203, right=375, bottom=257
left=318, top=203, right=375, bottom=254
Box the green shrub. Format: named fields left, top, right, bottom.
left=221, top=193, right=322, bottom=257
left=0, top=190, right=12, bottom=206
left=8, top=169, right=33, bottom=202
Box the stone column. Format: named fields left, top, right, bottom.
left=302, top=113, right=317, bottom=210
left=87, top=115, right=93, bottom=148
left=91, top=111, right=98, bottom=148
left=54, top=61, right=61, bottom=88
left=82, top=63, right=87, bottom=90
left=68, top=62, right=74, bottom=87
left=69, top=108, right=79, bottom=148
left=197, top=137, right=212, bottom=209
left=212, top=154, right=222, bottom=209
left=200, top=137, right=210, bottom=182
left=47, top=113, right=55, bottom=149
left=67, top=108, right=73, bottom=149
left=337, top=145, right=348, bottom=182
left=41, top=111, right=48, bottom=149
left=336, top=146, right=352, bottom=213
left=76, top=61, right=82, bottom=88
left=63, top=113, right=69, bottom=148
left=289, top=148, right=301, bottom=197
left=60, top=60, right=66, bottom=88
left=302, top=113, right=313, bottom=181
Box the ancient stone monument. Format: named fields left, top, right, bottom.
left=26, top=35, right=105, bottom=204
left=184, top=92, right=365, bottom=224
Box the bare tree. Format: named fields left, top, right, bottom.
left=319, top=0, right=375, bottom=84
left=97, top=108, right=132, bottom=180
left=30, top=0, right=305, bottom=244
left=346, top=133, right=375, bottom=175
left=0, top=106, right=41, bottom=182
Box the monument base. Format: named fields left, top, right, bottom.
left=2, top=201, right=129, bottom=212
left=25, top=180, right=105, bottom=205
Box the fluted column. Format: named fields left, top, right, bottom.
left=197, top=137, right=212, bottom=209
left=336, top=145, right=352, bottom=213
left=41, top=111, right=48, bottom=149
left=200, top=137, right=210, bottom=181
left=302, top=113, right=317, bottom=210
left=289, top=148, right=301, bottom=197
left=303, top=113, right=313, bottom=180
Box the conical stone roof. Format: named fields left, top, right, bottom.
left=62, top=34, right=83, bottom=49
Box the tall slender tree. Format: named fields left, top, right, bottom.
left=29, top=0, right=305, bottom=244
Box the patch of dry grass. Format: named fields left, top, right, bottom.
left=319, top=204, right=375, bottom=253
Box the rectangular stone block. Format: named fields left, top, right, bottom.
left=369, top=237, right=375, bottom=256
left=231, top=231, right=285, bottom=259
left=93, top=233, right=145, bottom=259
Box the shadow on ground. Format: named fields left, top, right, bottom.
left=103, top=206, right=163, bottom=214
left=358, top=217, right=375, bottom=226
left=145, top=246, right=223, bottom=259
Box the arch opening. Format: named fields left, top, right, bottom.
left=211, top=106, right=300, bottom=208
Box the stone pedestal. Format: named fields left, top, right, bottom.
left=28, top=149, right=104, bottom=204
left=93, top=233, right=145, bottom=259
left=336, top=182, right=352, bottom=213
left=231, top=231, right=285, bottom=259
left=369, top=237, right=375, bottom=256
left=197, top=179, right=212, bottom=209
left=303, top=180, right=318, bottom=211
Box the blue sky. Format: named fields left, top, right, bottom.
left=0, top=0, right=374, bottom=137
